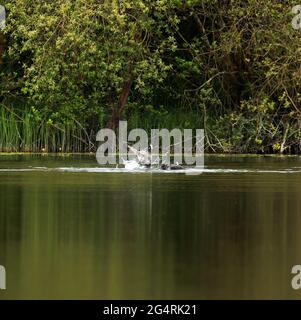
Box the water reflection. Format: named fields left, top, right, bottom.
left=0, top=155, right=301, bottom=299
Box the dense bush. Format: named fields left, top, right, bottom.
left=1, top=0, right=301, bottom=153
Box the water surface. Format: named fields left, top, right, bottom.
left=0, top=154, right=301, bottom=299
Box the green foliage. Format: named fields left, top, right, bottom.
left=2, top=1, right=301, bottom=153
left=0, top=105, right=90, bottom=152
left=3, top=0, right=178, bottom=127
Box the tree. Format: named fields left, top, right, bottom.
left=4, top=0, right=179, bottom=129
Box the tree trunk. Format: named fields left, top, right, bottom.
left=107, top=76, right=133, bottom=130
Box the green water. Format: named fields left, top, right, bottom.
left=0, top=154, right=301, bottom=299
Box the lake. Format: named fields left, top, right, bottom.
left=0, top=154, right=301, bottom=299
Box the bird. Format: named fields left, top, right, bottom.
left=128, top=145, right=153, bottom=167
left=123, top=159, right=140, bottom=170
left=169, top=162, right=184, bottom=170
left=160, top=162, right=184, bottom=170
left=126, top=145, right=184, bottom=170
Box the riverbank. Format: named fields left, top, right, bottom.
left=1, top=106, right=301, bottom=155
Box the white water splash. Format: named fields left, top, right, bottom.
left=122, top=159, right=141, bottom=170
left=1, top=167, right=301, bottom=175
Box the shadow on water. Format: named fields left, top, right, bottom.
left=0, top=154, right=301, bottom=299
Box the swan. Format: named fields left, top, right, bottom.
left=123, top=159, right=140, bottom=170
left=128, top=145, right=153, bottom=167
left=125, top=145, right=184, bottom=170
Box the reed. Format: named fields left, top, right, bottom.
left=0, top=106, right=203, bottom=153
left=0, top=107, right=92, bottom=153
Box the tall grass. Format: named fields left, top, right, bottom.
left=0, top=107, right=92, bottom=153
left=0, top=106, right=203, bottom=153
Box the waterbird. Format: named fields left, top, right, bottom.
left=123, top=159, right=140, bottom=170
left=128, top=144, right=153, bottom=167
left=127, top=144, right=184, bottom=170
left=161, top=162, right=184, bottom=170
left=169, top=162, right=184, bottom=170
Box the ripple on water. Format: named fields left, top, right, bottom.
left=0, top=167, right=301, bottom=174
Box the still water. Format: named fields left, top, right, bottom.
left=0, top=154, right=301, bottom=299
